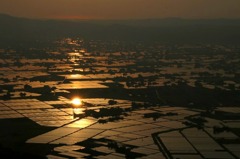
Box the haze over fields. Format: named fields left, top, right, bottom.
left=1, top=14, right=240, bottom=48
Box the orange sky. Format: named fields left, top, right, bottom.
left=0, top=0, right=240, bottom=19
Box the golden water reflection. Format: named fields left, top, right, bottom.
left=71, top=97, right=82, bottom=107
left=72, top=108, right=85, bottom=119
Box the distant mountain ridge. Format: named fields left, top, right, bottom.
left=1, top=14, right=240, bottom=47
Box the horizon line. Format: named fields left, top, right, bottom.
left=1, top=13, right=240, bottom=21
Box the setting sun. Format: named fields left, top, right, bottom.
left=71, top=97, right=82, bottom=107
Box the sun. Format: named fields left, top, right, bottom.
left=71, top=97, right=82, bottom=107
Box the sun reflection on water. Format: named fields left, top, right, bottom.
left=71, top=97, right=82, bottom=107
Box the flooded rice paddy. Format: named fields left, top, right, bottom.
left=0, top=39, right=240, bottom=158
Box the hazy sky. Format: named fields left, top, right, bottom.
left=0, top=0, right=240, bottom=19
